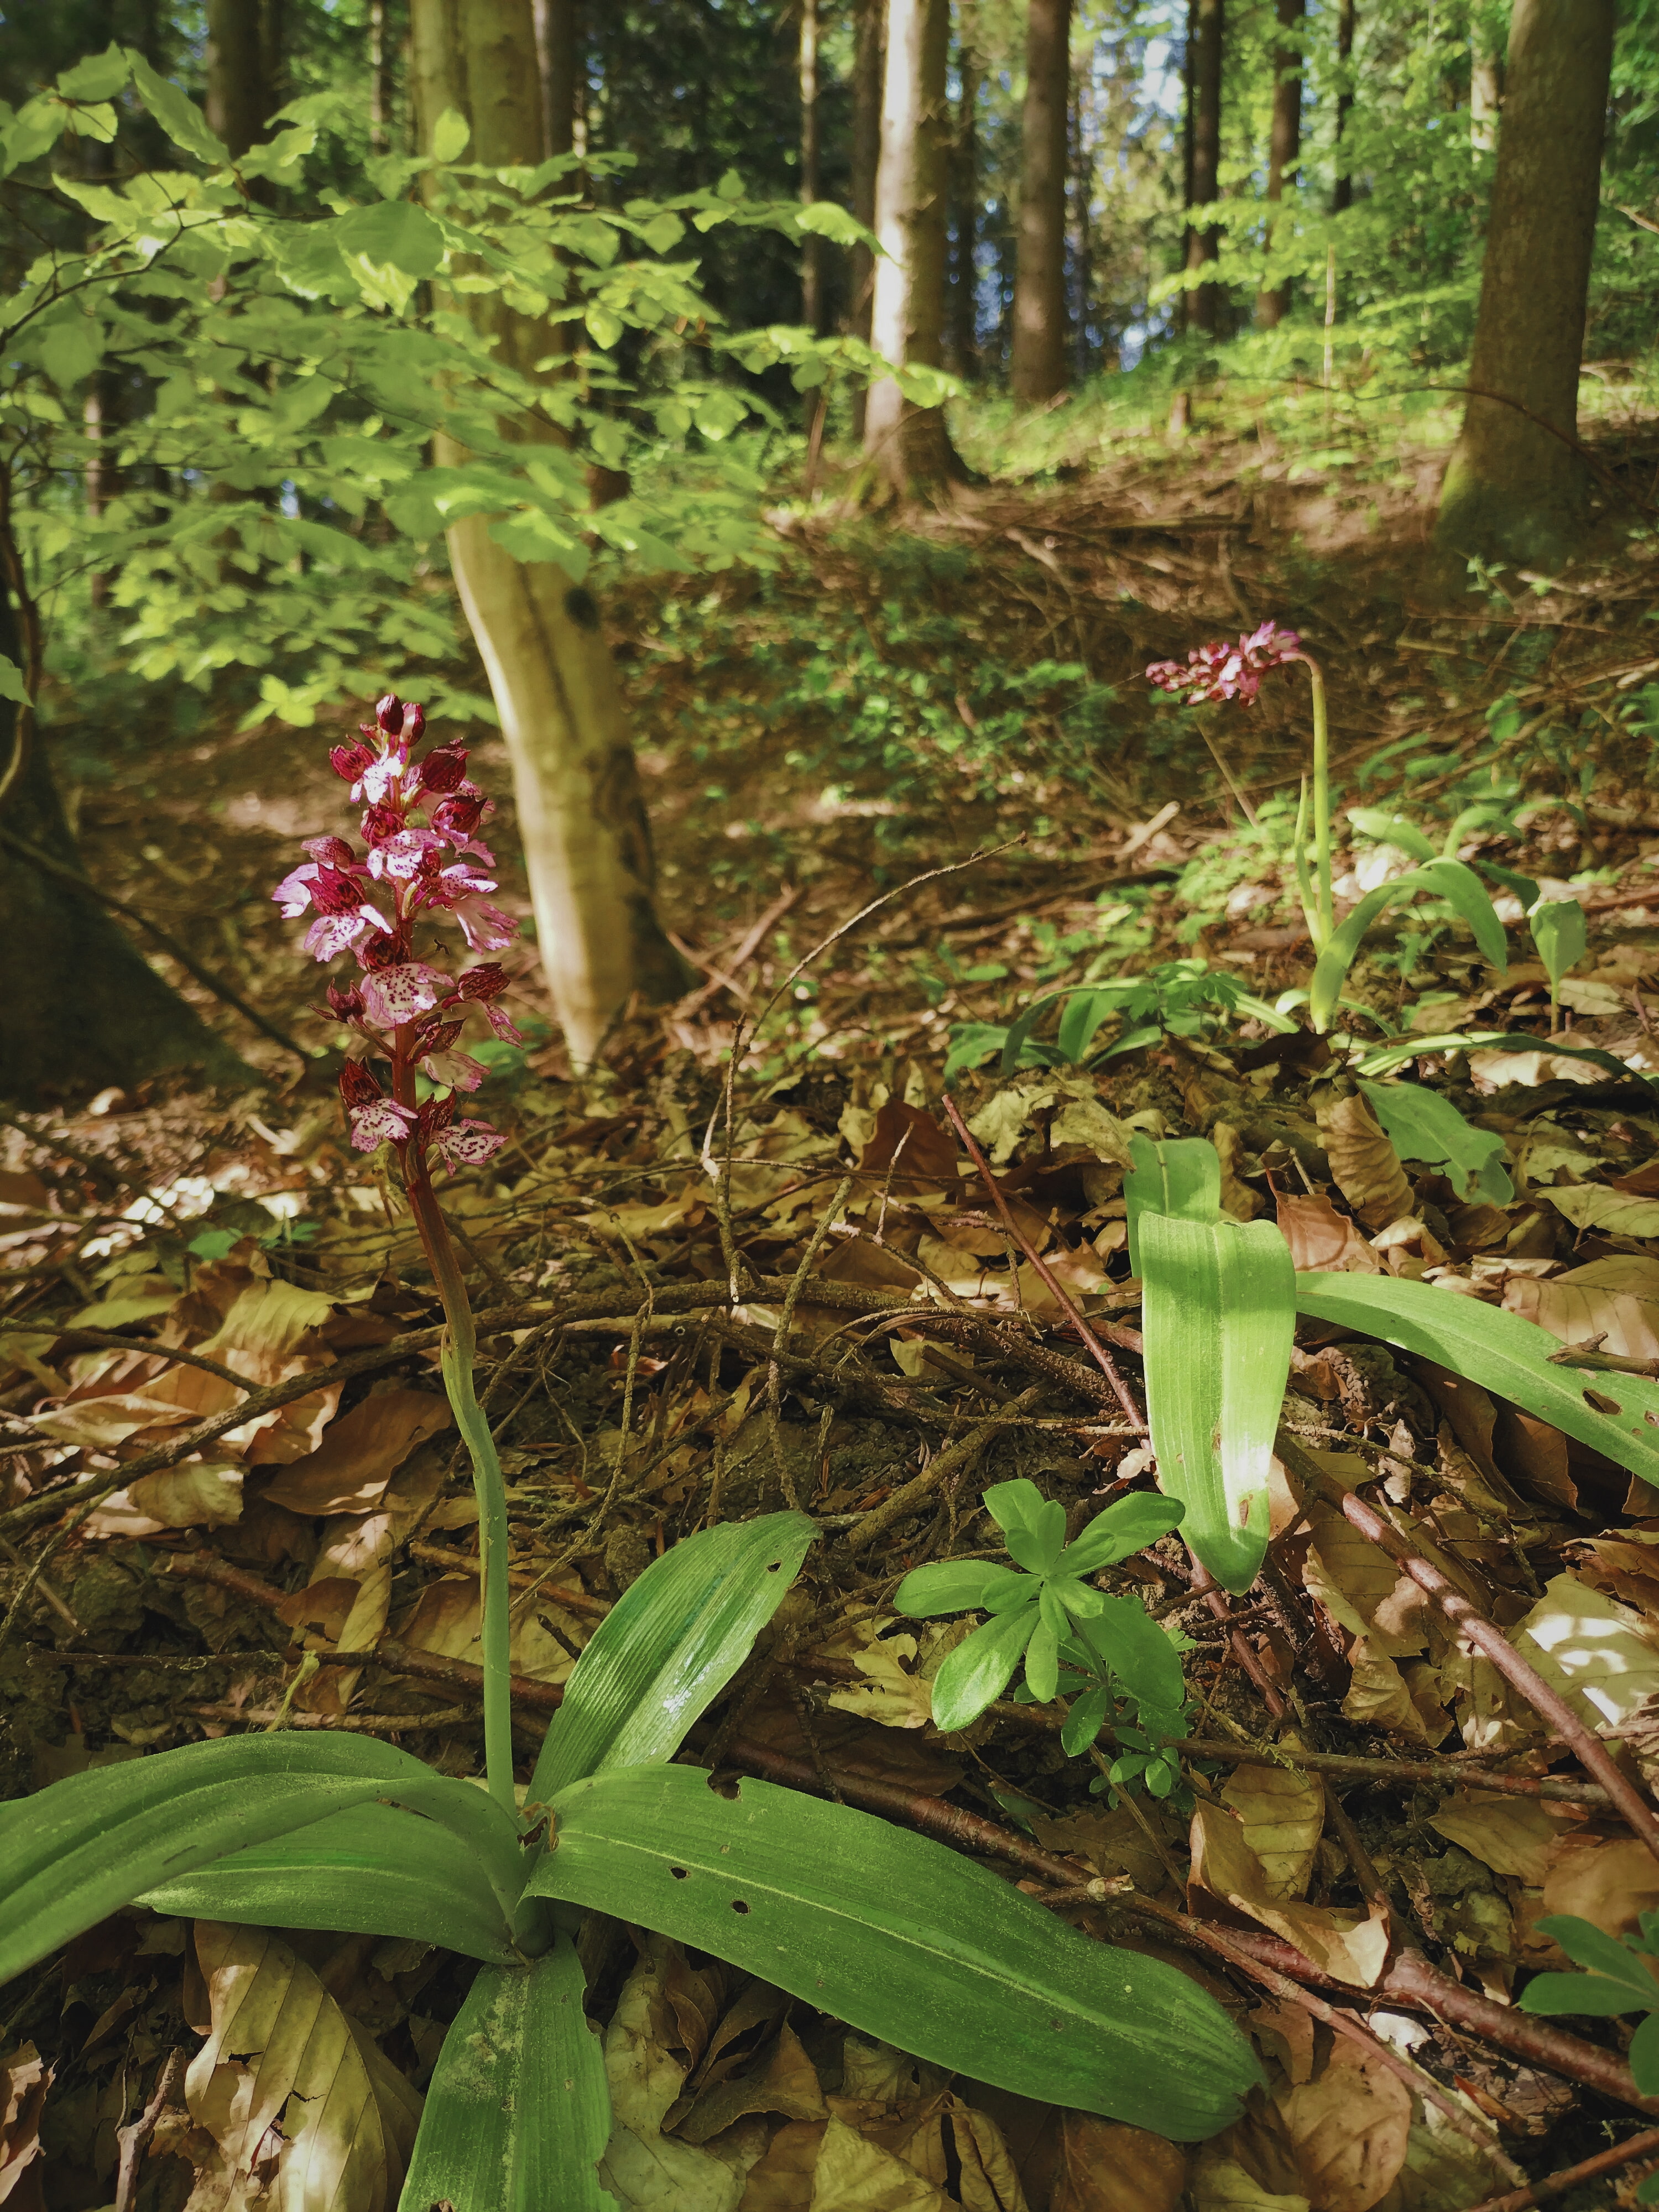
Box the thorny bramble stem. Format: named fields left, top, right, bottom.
left=273, top=692, right=522, bottom=1815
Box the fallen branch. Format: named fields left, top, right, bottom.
left=1464, top=2123, right=1659, bottom=2212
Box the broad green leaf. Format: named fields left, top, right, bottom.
left=1076, top=1594, right=1187, bottom=1711
left=999, top=986, right=1072, bottom=1074
left=1060, top=1495, right=1186, bottom=1575
left=0, top=654, right=26, bottom=704
left=1310, top=859, right=1506, bottom=1031
left=0, top=1733, right=513, bottom=1987
left=1355, top=1029, right=1648, bottom=1084
left=1125, top=1135, right=1223, bottom=1273
left=894, top=1561, right=1010, bottom=1616
left=930, top=1606, right=1039, bottom=1730
left=535, top=1767, right=1260, bottom=2140
left=127, top=51, right=229, bottom=164
left=58, top=47, right=131, bottom=101
left=1026, top=1617, right=1061, bottom=1700
left=527, top=1511, right=815, bottom=1802
left=331, top=200, right=447, bottom=278
left=399, top=1938, right=612, bottom=2212
left=998, top=1495, right=1067, bottom=1574
left=138, top=1803, right=525, bottom=1964
left=1293, top=1274, right=1659, bottom=1490
left=431, top=106, right=471, bottom=161
left=1060, top=1683, right=1112, bottom=1755
left=982, top=1477, right=1047, bottom=1540
left=1517, top=1972, right=1652, bottom=2017
left=1632, top=2010, right=1659, bottom=2095
left=1, top=96, right=69, bottom=177
left=1057, top=990, right=1117, bottom=1065
left=1537, top=1914, right=1659, bottom=1991
left=1347, top=808, right=1436, bottom=863
left=1140, top=1209, right=1296, bottom=1592
left=1531, top=899, right=1587, bottom=994
left=1357, top=1080, right=1515, bottom=1205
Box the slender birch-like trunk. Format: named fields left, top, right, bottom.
left=864, top=0, right=954, bottom=493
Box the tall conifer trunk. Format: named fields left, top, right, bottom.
left=1185, top=0, right=1224, bottom=336
left=410, top=0, right=686, bottom=1065
left=1332, top=0, right=1355, bottom=213
left=1256, top=0, right=1303, bottom=327
left=205, top=0, right=269, bottom=159
left=1009, top=0, right=1073, bottom=406
left=1434, top=0, right=1615, bottom=570
left=946, top=9, right=979, bottom=379
left=864, top=0, right=954, bottom=492
left=849, top=0, right=884, bottom=439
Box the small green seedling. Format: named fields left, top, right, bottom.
left=1520, top=1911, right=1659, bottom=2195
left=1530, top=898, right=1587, bottom=1034
left=1356, top=1079, right=1514, bottom=1206
left=894, top=1480, right=1186, bottom=1736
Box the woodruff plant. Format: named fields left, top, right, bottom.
left=0, top=695, right=1259, bottom=2208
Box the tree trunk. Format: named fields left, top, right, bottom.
left=1009, top=0, right=1072, bottom=406
left=1070, top=71, right=1092, bottom=379
left=864, top=0, right=954, bottom=493
left=800, top=0, right=825, bottom=334
left=1256, top=0, right=1303, bottom=328
left=1434, top=0, right=1615, bottom=570
left=0, top=592, right=246, bottom=1104
left=1185, top=0, right=1224, bottom=336
left=849, top=0, right=885, bottom=440
left=1470, top=25, right=1502, bottom=153
left=410, top=0, right=687, bottom=1065
left=946, top=9, right=979, bottom=378
left=533, top=0, right=579, bottom=161
left=369, top=0, right=393, bottom=154
left=1332, top=0, right=1355, bottom=213
left=205, top=0, right=269, bottom=158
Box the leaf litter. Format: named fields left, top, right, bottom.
left=16, top=460, right=1659, bottom=2206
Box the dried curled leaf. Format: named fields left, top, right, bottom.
left=1317, top=1092, right=1413, bottom=1234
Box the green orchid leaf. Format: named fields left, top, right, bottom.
left=1356, top=1080, right=1515, bottom=1205
left=1056, top=989, right=1119, bottom=1065
left=1536, top=1914, right=1659, bottom=1991
left=398, top=1936, right=613, bottom=2212
left=999, top=987, right=1073, bottom=1075
left=894, top=1561, right=1009, bottom=1616
left=1294, top=1274, right=1659, bottom=1491
left=1125, top=1135, right=1222, bottom=1272
left=1075, top=1594, right=1187, bottom=1713
left=528, top=1510, right=815, bottom=1802
left=1631, top=2010, right=1659, bottom=2096
left=1355, top=1029, right=1651, bottom=1086
left=1516, top=1971, right=1653, bottom=2017
left=139, top=1803, right=526, bottom=1965
left=1140, top=1206, right=1297, bottom=1593
left=534, top=1766, right=1261, bottom=2140
left=930, top=1608, right=1040, bottom=1731
left=1060, top=1495, right=1187, bottom=1575
left=0, top=1733, right=507, bottom=1989
left=1060, top=1683, right=1112, bottom=1755
left=1347, top=808, right=1437, bottom=863
left=1092, top=1021, right=1165, bottom=1066
left=1310, top=858, right=1506, bottom=1032
left=1531, top=898, right=1587, bottom=994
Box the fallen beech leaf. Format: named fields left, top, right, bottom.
left=1051, top=2116, right=1186, bottom=2212
left=84, top=1458, right=245, bottom=1537
left=1246, top=1998, right=1316, bottom=2085
left=1468, top=1047, right=1604, bottom=1090
left=0, top=2042, right=50, bottom=2205
left=1505, top=1256, right=1659, bottom=1364
left=292, top=1447, right=452, bottom=1710
left=395, top=1568, right=589, bottom=1684
left=1219, top=1760, right=1324, bottom=1901
left=1391, top=2093, right=1519, bottom=2212
left=1029, top=1804, right=1176, bottom=1897
left=1318, top=1093, right=1413, bottom=1234
left=1274, top=2043, right=1411, bottom=2212
left=262, top=1387, right=453, bottom=1515
left=1541, top=1833, right=1659, bottom=1936
left=1188, top=2158, right=1310, bottom=2212
left=673, top=2021, right=827, bottom=2146
left=27, top=1390, right=196, bottom=1452
left=1538, top=1183, right=1659, bottom=1239
left=185, top=1922, right=420, bottom=2212
left=1429, top=1791, right=1572, bottom=1886
left=859, top=1099, right=962, bottom=1192
left=819, top=1618, right=934, bottom=1731
left=1188, top=1802, right=1390, bottom=1987
left=1512, top=1572, right=1659, bottom=1735
left=1274, top=1194, right=1381, bottom=1275
left=1573, top=1533, right=1659, bottom=1622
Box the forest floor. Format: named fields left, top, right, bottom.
left=8, top=394, right=1659, bottom=2211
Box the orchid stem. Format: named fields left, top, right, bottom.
left=405, top=1167, right=515, bottom=1818
left=1303, top=655, right=1333, bottom=947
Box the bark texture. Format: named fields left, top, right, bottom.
left=864, top=0, right=954, bottom=492
left=1256, top=0, right=1303, bottom=327
left=410, top=0, right=686, bottom=1065
left=849, top=0, right=884, bottom=439
left=205, top=0, right=273, bottom=159
left=1332, top=0, right=1355, bottom=213
left=946, top=12, right=979, bottom=378
left=533, top=0, right=579, bottom=161
left=1009, top=0, right=1073, bottom=406
left=0, top=598, right=246, bottom=1104
left=800, top=0, right=824, bottom=333
left=1435, top=0, right=1615, bottom=570
left=1185, top=0, right=1224, bottom=336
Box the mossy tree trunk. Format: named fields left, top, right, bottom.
left=1255, top=0, right=1303, bottom=328
left=1185, top=0, right=1225, bottom=337
left=1434, top=0, right=1616, bottom=572
left=409, top=0, right=687, bottom=1067
left=1009, top=0, right=1072, bottom=408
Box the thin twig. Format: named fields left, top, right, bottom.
left=1464, top=2125, right=1659, bottom=2212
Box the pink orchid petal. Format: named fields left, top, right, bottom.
left=359, top=962, right=453, bottom=1027
left=348, top=1098, right=418, bottom=1152
left=433, top=1119, right=507, bottom=1173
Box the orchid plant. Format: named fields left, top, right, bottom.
left=272, top=690, right=524, bottom=1813
left=1146, top=621, right=1333, bottom=952
left=0, top=693, right=1262, bottom=2206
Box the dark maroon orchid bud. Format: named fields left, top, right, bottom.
left=358, top=928, right=410, bottom=973
left=325, top=979, right=365, bottom=1021
left=330, top=742, right=375, bottom=782
left=419, top=743, right=468, bottom=793
left=339, top=1060, right=382, bottom=1108
left=361, top=801, right=401, bottom=848
left=401, top=701, right=426, bottom=744
left=416, top=1090, right=457, bottom=1142
left=457, top=963, right=509, bottom=1002
left=431, top=792, right=486, bottom=838
left=375, top=693, right=403, bottom=735
left=302, top=835, right=356, bottom=869
left=308, top=865, right=366, bottom=916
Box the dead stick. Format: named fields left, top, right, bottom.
left=1464, top=2124, right=1659, bottom=2212
left=837, top=1384, right=1049, bottom=1558
left=941, top=1092, right=1146, bottom=1429
left=113, top=2047, right=187, bottom=2212
left=1278, top=1432, right=1659, bottom=1867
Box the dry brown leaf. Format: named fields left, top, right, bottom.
left=1573, top=1533, right=1659, bottom=1621
left=1050, top=2116, right=1186, bottom=2212
left=1274, top=2043, right=1411, bottom=2212
left=602, top=1939, right=761, bottom=2210
left=1274, top=1193, right=1382, bottom=1274
left=1212, top=1123, right=1263, bottom=1222
left=1029, top=1804, right=1176, bottom=1897
left=262, top=1388, right=453, bottom=1516
left=1220, top=1760, right=1324, bottom=1901
left=818, top=1618, right=933, bottom=1731
left=1429, top=1792, right=1573, bottom=1886
left=674, top=2022, right=827, bottom=2146
left=1541, top=1184, right=1659, bottom=1239
left=1188, top=1802, right=1390, bottom=1987
left=1469, top=1047, right=1605, bottom=1091
left=394, top=1569, right=588, bottom=1686
left=27, top=1390, right=197, bottom=1452
left=859, top=1099, right=962, bottom=1193
left=1513, top=1573, right=1659, bottom=1736
left=1505, top=1255, right=1659, bottom=1362
left=292, top=1447, right=452, bottom=1711
left=1188, top=2157, right=1310, bottom=2212
left=0, top=2043, right=50, bottom=2208
left=1541, top=1833, right=1659, bottom=1936
left=182, top=1921, right=420, bottom=2212
left=84, top=1458, right=246, bottom=1538
left=1318, top=1093, right=1413, bottom=1233
left=1247, top=1997, right=1316, bottom=2085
